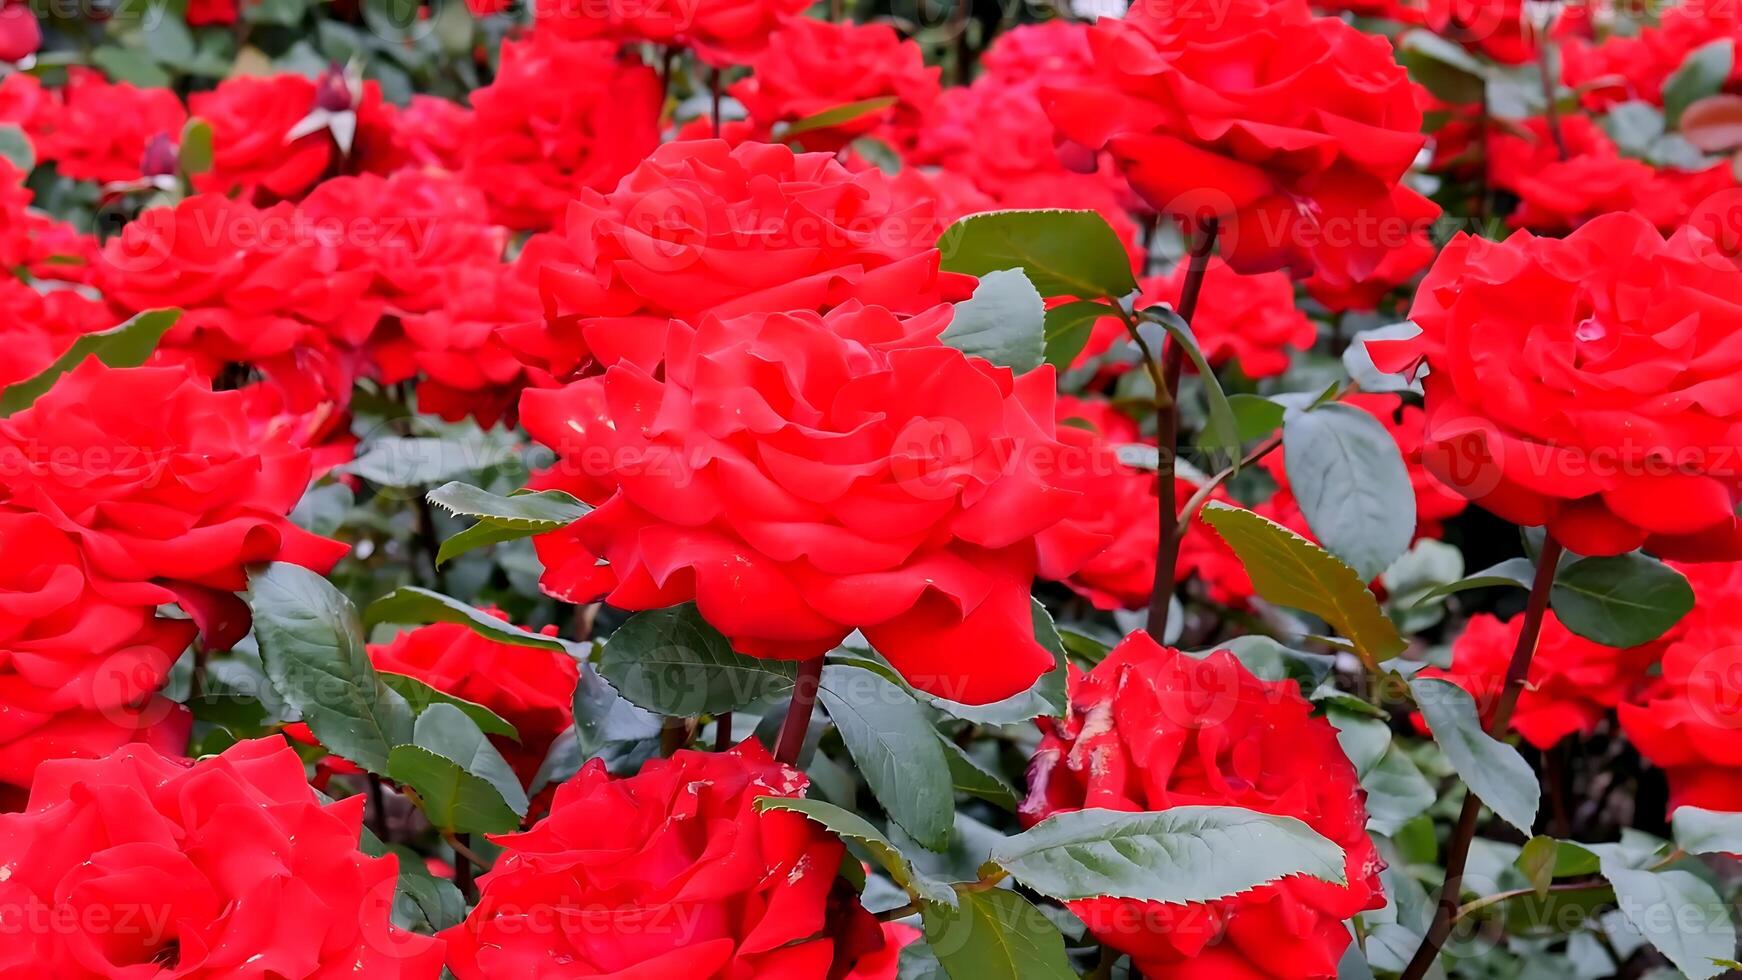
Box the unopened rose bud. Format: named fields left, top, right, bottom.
left=139, top=132, right=179, bottom=178
left=314, top=64, right=353, bottom=112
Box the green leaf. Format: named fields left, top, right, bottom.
left=940, top=269, right=1046, bottom=374
left=178, top=118, right=214, bottom=176
left=0, top=124, right=32, bottom=172
left=926, top=600, right=1067, bottom=724
left=389, top=851, right=468, bottom=933
left=1282, top=403, right=1415, bottom=581
left=0, top=310, right=181, bottom=416
left=379, top=672, right=518, bottom=741
left=937, top=209, right=1138, bottom=300
left=1550, top=553, right=1694, bottom=648
left=570, top=660, right=662, bottom=762
left=1664, top=38, right=1735, bottom=125
left=938, top=737, right=1018, bottom=812
left=1362, top=744, right=1437, bottom=837
left=364, top=587, right=570, bottom=653
left=1147, top=307, right=1240, bottom=464
left=248, top=563, right=414, bottom=775
left=1399, top=29, right=1489, bottom=104
left=345, top=435, right=517, bottom=489
left=754, top=797, right=953, bottom=904
left=1223, top=393, right=1286, bottom=444
left=1590, top=844, right=1737, bottom=980
left=988, top=805, right=1346, bottom=903
left=920, top=888, right=1076, bottom=980
left=1672, top=806, right=1742, bottom=855
left=781, top=96, right=898, bottom=138
left=1042, top=300, right=1111, bottom=369
left=1198, top=635, right=1335, bottom=692
left=599, top=604, right=797, bottom=715
left=388, top=704, right=528, bottom=834
left=93, top=47, right=172, bottom=87
left=427, top=482, right=590, bottom=565
left=818, top=664, right=954, bottom=852
left=1200, top=503, right=1407, bottom=662
left=1518, top=835, right=1560, bottom=898
left=1410, top=557, right=1535, bottom=607
left=1409, top=677, right=1540, bottom=835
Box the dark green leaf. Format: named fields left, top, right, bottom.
left=0, top=310, right=181, bottom=416
left=93, top=47, right=172, bottom=87
left=782, top=96, right=898, bottom=138
left=818, top=664, right=954, bottom=852
left=380, top=672, right=519, bottom=740
left=388, top=704, right=528, bottom=834
left=426, top=481, right=589, bottom=530
left=0, top=124, right=32, bottom=171
left=1518, top=836, right=1560, bottom=898
left=345, top=436, right=516, bottom=489
left=938, top=737, right=1018, bottom=812
left=1589, top=843, right=1736, bottom=980
left=1410, top=677, right=1540, bottom=835
left=920, top=888, right=1076, bottom=980
left=364, top=587, right=571, bottom=653
left=1282, top=403, right=1415, bottom=581
left=599, top=603, right=796, bottom=715
left=389, top=852, right=467, bottom=933
left=754, top=796, right=953, bottom=904
left=570, top=660, right=662, bottom=762
left=1147, top=307, right=1240, bottom=464
left=1042, top=300, right=1111, bottom=369
left=1410, top=557, right=1536, bottom=607
left=941, top=269, right=1046, bottom=373
left=1197, top=635, right=1335, bottom=692
left=1550, top=553, right=1694, bottom=648
left=248, top=563, right=413, bottom=774
left=1399, top=29, right=1488, bottom=104
left=1664, top=38, right=1735, bottom=125
left=937, top=210, right=1138, bottom=300
left=1200, top=503, right=1406, bottom=661
left=989, top=805, right=1346, bottom=903
left=1223, top=393, right=1286, bottom=444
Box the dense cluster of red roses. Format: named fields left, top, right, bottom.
left=0, top=0, right=1737, bottom=974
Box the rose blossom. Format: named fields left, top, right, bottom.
left=0, top=737, right=444, bottom=976
left=442, top=742, right=890, bottom=977
left=1021, top=632, right=1385, bottom=978
left=189, top=72, right=401, bottom=203
left=0, top=363, right=348, bottom=647
left=532, top=0, right=809, bottom=65
left=460, top=35, right=661, bottom=232
left=521, top=302, right=1101, bottom=704
left=1043, top=0, right=1427, bottom=286
left=26, top=68, right=187, bottom=185
left=1368, top=211, right=1742, bottom=559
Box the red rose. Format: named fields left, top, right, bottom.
left=0, top=363, right=348, bottom=646
left=1619, top=560, right=1742, bottom=813
left=461, top=36, right=661, bottom=232
left=369, top=616, right=578, bottom=787
left=25, top=68, right=187, bottom=185
left=1417, top=611, right=1660, bottom=750
left=1035, top=395, right=1238, bottom=611
left=0, top=510, right=193, bottom=800
left=391, top=95, right=473, bottom=172
left=95, top=193, right=383, bottom=376
left=1561, top=8, right=1742, bottom=109
left=516, top=139, right=962, bottom=380
left=1044, top=0, right=1426, bottom=286
left=189, top=73, right=401, bottom=203
left=1369, top=212, right=1742, bottom=559
left=0, top=737, right=444, bottom=977
left=185, top=0, right=238, bottom=24
left=1304, top=185, right=1439, bottom=313
left=1021, top=633, right=1385, bottom=979
left=979, top=21, right=1097, bottom=84
left=0, top=278, right=118, bottom=389
left=732, top=20, right=940, bottom=154
left=442, top=742, right=887, bottom=978
left=0, top=3, right=38, bottom=64
left=533, top=0, right=809, bottom=65
left=522, top=302, right=1094, bottom=704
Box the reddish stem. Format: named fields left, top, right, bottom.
left=1399, top=534, right=1565, bottom=980
left=773, top=658, right=825, bottom=765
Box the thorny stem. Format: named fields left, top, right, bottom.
left=1400, top=534, right=1566, bottom=980
left=450, top=833, right=481, bottom=903
left=1146, top=218, right=1219, bottom=642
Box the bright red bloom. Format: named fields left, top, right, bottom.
left=0, top=511, right=192, bottom=800
left=1044, top=0, right=1426, bottom=286
left=978, top=20, right=1097, bottom=84
left=0, top=3, right=38, bottom=64
left=185, top=0, right=239, bottom=24
left=518, top=139, right=962, bottom=381
left=0, top=363, right=348, bottom=647
left=1304, top=185, right=1439, bottom=313
left=732, top=19, right=940, bottom=154
left=190, top=73, right=401, bottom=203
left=27, top=68, right=187, bottom=185
left=1418, top=611, right=1660, bottom=750
left=0, top=738, right=444, bottom=977
left=1021, top=633, right=1385, bottom=979
left=391, top=95, right=473, bottom=172
left=1369, top=212, right=1742, bottom=560
left=1619, top=560, right=1742, bottom=814
left=0, top=278, right=119, bottom=389
left=522, top=303, right=1096, bottom=704
left=369, top=617, right=578, bottom=787
left=442, top=742, right=887, bottom=978
left=533, top=0, right=809, bottom=65
left=461, top=36, right=661, bottom=232
left=1561, top=8, right=1742, bottom=109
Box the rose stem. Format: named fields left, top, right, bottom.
left=1536, top=36, right=1569, bottom=160
left=715, top=711, right=734, bottom=751
left=711, top=67, right=723, bottom=134
left=367, top=773, right=390, bottom=842
left=1399, top=533, right=1564, bottom=980
left=1146, top=217, right=1219, bottom=642
left=773, top=657, right=825, bottom=765
left=452, top=833, right=479, bottom=903
left=659, top=717, right=692, bottom=756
